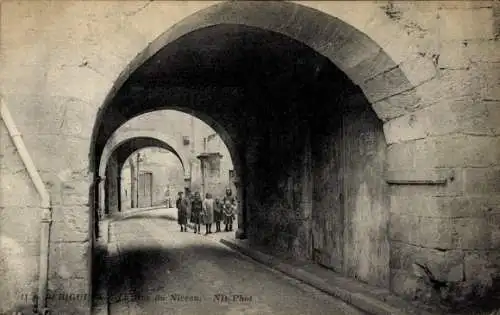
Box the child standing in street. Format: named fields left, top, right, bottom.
left=223, top=200, right=235, bottom=232
left=191, top=191, right=203, bottom=234
left=202, top=193, right=215, bottom=235
left=176, top=191, right=188, bottom=232
left=213, top=198, right=223, bottom=232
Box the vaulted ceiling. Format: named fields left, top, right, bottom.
left=125, top=24, right=344, bottom=91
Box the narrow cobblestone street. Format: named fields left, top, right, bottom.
left=103, top=208, right=366, bottom=315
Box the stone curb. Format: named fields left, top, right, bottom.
left=219, top=238, right=437, bottom=315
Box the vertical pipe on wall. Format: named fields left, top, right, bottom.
left=37, top=211, right=52, bottom=315
left=129, top=159, right=136, bottom=208
left=136, top=153, right=140, bottom=208
left=1, top=98, right=52, bottom=314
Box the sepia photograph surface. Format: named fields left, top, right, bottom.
left=1, top=1, right=499, bottom=314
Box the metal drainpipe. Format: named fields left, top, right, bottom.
left=1, top=98, right=52, bottom=315
left=136, top=153, right=140, bottom=208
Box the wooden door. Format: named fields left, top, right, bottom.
left=138, top=172, right=153, bottom=208
left=311, top=116, right=345, bottom=273
left=341, top=107, right=390, bottom=287
left=311, top=102, right=389, bottom=286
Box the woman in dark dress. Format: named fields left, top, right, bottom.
left=213, top=197, right=223, bottom=232
left=175, top=192, right=189, bottom=232
left=176, top=192, right=188, bottom=232
left=190, top=191, right=203, bottom=234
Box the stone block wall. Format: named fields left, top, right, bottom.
left=1, top=1, right=499, bottom=313
left=0, top=95, right=93, bottom=313
left=240, top=1, right=500, bottom=307
left=0, top=120, right=41, bottom=313
left=378, top=1, right=500, bottom=308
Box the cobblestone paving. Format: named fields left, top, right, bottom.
left=104, top=210, right=366, bottom=315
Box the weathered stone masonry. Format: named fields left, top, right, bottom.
left=1, top=1, right=499, bottom=313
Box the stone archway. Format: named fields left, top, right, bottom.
left=90, top=1, right=436, bottom=163
left=88, top=0, right=446, bottom=304
left=99, top=134, right=190, bottom=216
left=99, top=130, right=190, bottom=180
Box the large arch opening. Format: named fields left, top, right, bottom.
left=89, top=1, right=420, bottom=296
left=100, top=137, right=187, bottom=216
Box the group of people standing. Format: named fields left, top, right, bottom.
left=175, top=187, right=237, bottom=235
